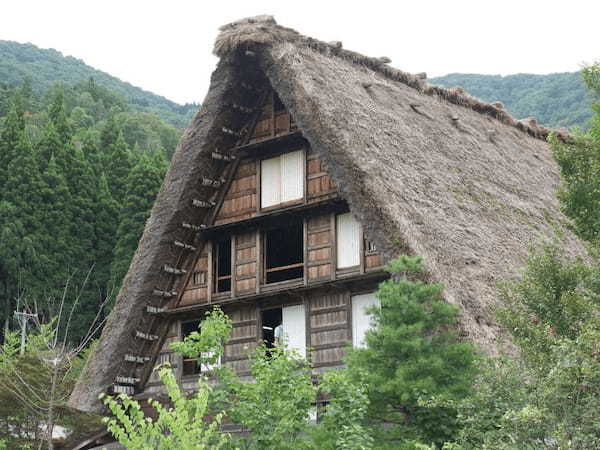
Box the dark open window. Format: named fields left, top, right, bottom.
left=261, top=308, right=282, bottom=349
left=264, top=222, right=304, bottom=284
left=181, top=320, right=201, bottom=376
left=214, top=238, right=232, bottom=293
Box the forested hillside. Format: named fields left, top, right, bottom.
left=430, top=72, right=593, bottom=128
left=0, top=81, right=171, bottom=345
left=0, top=40, right=197, bottom=128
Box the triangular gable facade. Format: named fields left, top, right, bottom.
left=70, top=16, right=585, bottom=413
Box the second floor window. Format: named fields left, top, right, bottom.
left=260, top=150, right=304, bottom=209
left=214, top=238, right=232, bottom=293
left=264, top=222, right=304, bottom=284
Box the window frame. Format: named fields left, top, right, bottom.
left=259, top=148, right=306, bottom=211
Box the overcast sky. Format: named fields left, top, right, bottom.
left=2, top=0, right=599, bottom=105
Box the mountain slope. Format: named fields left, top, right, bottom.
left=430, top=72, right=593, bottom=129
left=0, top=40, right=197, bottom=128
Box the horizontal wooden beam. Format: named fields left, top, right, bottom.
left=152, top=289, right=177, bottom=298
left=135, top=331, right=159, bottom=341
left=163, top=265, right=186, bottom=275
left=115, top=376, right=140, bottom=385
left=124, top=355, right=150, bottom=364
left=174, top=240, right=196, bottom=251
left=182, top=222, right=206, bottom=231
left=192, top=199, right=216, bottom=208
left=146, top=305, right=166, bottom=314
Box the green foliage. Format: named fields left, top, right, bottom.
left=430, top=72, right=593, bottom=128
left=0, top=78, right=173, bottom=344
left=224, top=345, right=317, bottom=450
left=550, top=63, right=600, bottom=243
left=170, top=307, right=232, bottom=366
left=345, top=256, right=479, bottom=447
left=101, top=364, right=229, bottom=450
left=455, top=245, right=600, bottom=449
left=0, top=322, right=100, bottom=449
left=0, top=40, right=197, bottom=128
left=110, top=152, right=167, bottom=290
left=315, top=370, right=374, bottom=450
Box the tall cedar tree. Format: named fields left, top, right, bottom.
left=105, top=131, right=132, bottom=202
left=2, top=134, right=46, bottom=309
left=110, top=152, right=167, bottom=291
left=345, top=256, right=478, bottom=447
left=0, top=99, right=25, bottom=192
left=92, top=175, right=119, bottom=311
left=38, top=155, right=72, bottom=305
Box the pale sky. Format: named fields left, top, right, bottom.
left=2, top=0, right=599, bottom=105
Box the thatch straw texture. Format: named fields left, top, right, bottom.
left=70, top=16, right=586, bottom=413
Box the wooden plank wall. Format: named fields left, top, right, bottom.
left=306, top=214, right=333, bottom=283
left=214, top=159, right=257, bottom=226
left=179, top=248, right=209, bottom=306
left=235, top=231, right=258, bottom=295
left=145, top=321, right=179, bottom=391
left=223, top=305, right=259, bottom=374
left=307, top=148, right=336, bottom=203
left=308, top=290, right=350, bottom=368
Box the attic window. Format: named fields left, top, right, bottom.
left=351, top=292, right=380, bottom=348
left=214, top=238, right=232, bottom=293
left=264, top=222, right=304, bottom=284
left=181, top=320, right=201, bottom=376
left=260, top=150, right=304, bottom=209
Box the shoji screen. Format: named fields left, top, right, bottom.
left=260, top=150, right=304, bottom=208
left=351, top=292, right=379, bottom=348
left=336, top=213, right=360, bottom=268
left=282, top=304, right=306, bottom=357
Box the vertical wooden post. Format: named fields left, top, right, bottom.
left=255, top=229, right=261, bottom=295
left=230, top=234, right=236, bottom=299
left=330, top=212, right=337, bottom=280
left=359, top=223, right=365, bottom=275
left=207, top=241, right=213, bottom=303
left=303, top=217, right=308, bottom=286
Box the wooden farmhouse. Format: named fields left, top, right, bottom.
left=69, top=16, right=584, bottom=415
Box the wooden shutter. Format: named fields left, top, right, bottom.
left=336, top=213, right=360, bottom=268
left=282, top=304, right=306, bottom=357
left=261, top=156, right=281, bottom=208
left=281, top=150, right=304, bottom=203
left=351, top=292, right=379, bottom=348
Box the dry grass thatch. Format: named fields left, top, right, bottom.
left=69, top=15, right=586, bottom=414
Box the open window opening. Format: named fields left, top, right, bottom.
left=261, top=308, right=282, bottom=349
left=264, top=222, right=304, bottom=284
left=181, top=320, right=201, bottom=376
left=214, top=238, right=232, bottom=293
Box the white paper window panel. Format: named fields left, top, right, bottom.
left=336, top=213, right=361, bottom=268
left=281, top=150, right=304, bottom=202
left=260, top=150, right=304, bottom=208
left=282, top=304, right=306, bottom=357
left=261, top=156, right=281, bottom=208
left=352, top=292, right=379, bottom=348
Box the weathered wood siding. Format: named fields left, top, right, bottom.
left=179, top=248, right=210, bottom=306
left=223, top=305, right=259, bottom=374
left=235, top=231, right=258, bottom=295
left=308, top=290, right=350, bottom=367
left=306, top=214, right=334, bottom=282
left=307, top=148, right=336, bottom=202
left=214, top=159, right=258, bottom=225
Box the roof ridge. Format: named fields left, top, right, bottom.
left=214, top=15, right=571, bottom=142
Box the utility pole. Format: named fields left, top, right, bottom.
left=13, top=310, right=38, bottom=355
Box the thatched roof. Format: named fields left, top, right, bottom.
left=69, top=15, right=585, bottom=413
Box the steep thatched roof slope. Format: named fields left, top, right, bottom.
left=70, top=16, right=585, bottom=413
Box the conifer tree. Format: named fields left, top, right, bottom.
left=38, top=155, right=72, bottom=303
left=48, top=89, right=71, bottom=145
left=36, top=122, right=64, bottom=170
left=110, top=153, right=166, bottom=289
left=0, top=99, right=25, bottom=193
left=105, top=131, right=132, bottom=202
left=92, top=175, right=119, bottom=304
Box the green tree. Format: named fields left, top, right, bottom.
left=110, top=152, right=166, bottom=288
left=455, top=244, right=600, bottom=449
left=0, top=99, right=25, bottom=193
left=344, top=256, right=479, bottom=447
left=550, top=62, right=600, bottom=243
left=105, top=131, right=132, bottom=202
